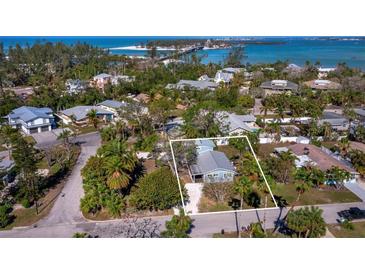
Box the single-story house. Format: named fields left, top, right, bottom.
left=58, top=106, right=114, bottom=125
left=190, top=150, right=236, bottom=183
left=162, top=59, right=185, bottom=66
left=304, top=79, right=341, bottom=91
left=260, top=80, right=298, bottom=96
left=166, top=80, right=219, bottom=91
left=284, top=63, right=303, bottom=73
left=318, top=112, right=349, bottom=131
left=318, top=67, right=336, bottom=78
left=286, top=143, right=359, bottom=182
left=217, top=111, right=259, bottom=135
left=97, top=100, right=128, bottom=116
left=6, top=106, right=55, bottom=134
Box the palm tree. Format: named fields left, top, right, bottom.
left=87, top=109, right=99, bottom=129
left=283, top=181, right=310, bottom=221
left=257, top=176, right=275, bottom=233
left=233, top=176, right=253, bottom=211
left=105, top=156, right=133, bottom=190
left=233, top=176, right=253, bottom=238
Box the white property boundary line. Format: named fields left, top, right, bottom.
left=169, top=135, right=279, bottom=216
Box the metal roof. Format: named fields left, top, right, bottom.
left=195, top=139, right=216, bottom=148
left=191, top=151, right=235, bottom=175
left=97, top=100, right=127, bottom=109
left=260, top=80, right=298, bottom=90
left=60, top=106, right=113, bottom=121
left=217, top=111, right=257, bottom=133
left=8, top=106, right=53, bottom=122
left=166, top=80, right=218, bottom=91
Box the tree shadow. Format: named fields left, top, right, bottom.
left=273, top=195, right=288, bottom=232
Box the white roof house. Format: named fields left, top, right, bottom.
left=217, top=111, right=259, bottom=135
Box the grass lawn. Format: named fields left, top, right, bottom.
left=0, top=145, right=7, bottom=152
left=198, top=184, right=277, bottom=213
left=273, top=184, right=361, bottom=206
left=65, top=124, right=101, bottom=135
left=258, top=142, right=294, bottom=159
left=327, top=222, right=365, bottom=238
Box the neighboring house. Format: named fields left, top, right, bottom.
left=0, top=151, right=15, bottom=185
left=133, top=93, right=151, bottom=104
left=65, top=79, right=88, bottom=94
left=286, top=143, right=358, bottom=183
left=217, top=111, right=259, bottom=135
left=284, top=63, right=302, bottom=73
left=110, top=75, right=135, bottom=85
left=190, top=150, right=236, bottom=183
left=97, top=100, right=128, bottom=116
left=162, top=59, right=184, bottom=66
left=318, top=111, right=349, bottom=131
left=166, top=80, right=219, bottom=91
left=318, top=67, right=336, bottom=78
left=6, top=106, right=55, bottom=134
left=92, top=73, right=134, bottom=89
left=93, top=73, right=112, bottom=89
left=58, top=106, right=114, bottom=125
left=195, top=139, right=215, bottom=154
left=214, top=67, right=243, bottom=83
left=165, top=118, right=184, bottom=137
left=260, top=80, right=298, bottom=96
left=214, top=71, right=234, bottom=83
left=198, top=74, right=213, bottom=81
left=304, top=79, right=341, bottom=91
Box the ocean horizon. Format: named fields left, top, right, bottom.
left=1, top=36, right=365, bottom=69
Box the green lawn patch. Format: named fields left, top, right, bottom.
left=273, top=183, right=361, bottom=206
left=327, top=222, right=365, bottom=238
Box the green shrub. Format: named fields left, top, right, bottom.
left=21, top=198, right=31, bottom=208
left=0, top=204, right=12, bottom=228
left=130, top=167, right=188, bottom=211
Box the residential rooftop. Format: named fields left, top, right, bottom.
left=7, top=106, right=53, bottom=122
left=190, top=150, right=235, bottom=175
left=60, top=106, right=113, bottom=121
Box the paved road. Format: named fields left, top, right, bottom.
left=1, top=201, right=364, bottom=238
left=345, top=182, right=365, bottom=202
left=37, top=132, right=101, bottom=226
left=35, top=131, right=100, bottom=149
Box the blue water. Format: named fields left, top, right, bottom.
left=1, top=36, right=365, bottom=69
